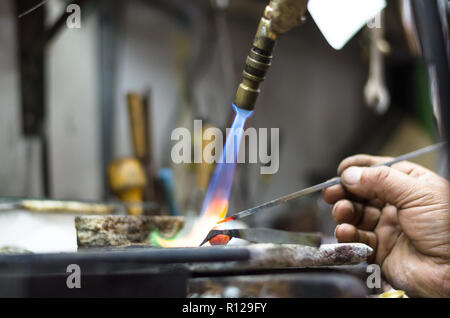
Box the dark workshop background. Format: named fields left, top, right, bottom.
left=0, top=0, right=443, bottom=235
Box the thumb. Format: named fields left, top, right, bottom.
left=341, top=166, right=418, bottom=207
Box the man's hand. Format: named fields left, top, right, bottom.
left=322, top=154, right=450, bottom=297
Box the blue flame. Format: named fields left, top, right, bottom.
left=199, top=104, right=254, bottom=217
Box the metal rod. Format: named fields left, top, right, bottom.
left=18, top=0, right=48, bottom=18
left=0, top=198, right=159, bottom=214
left=0, top=247, right=251, bottom=269
left=222, top=142, right=447, bottom=223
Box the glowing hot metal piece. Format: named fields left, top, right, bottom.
left=200, top=228, right=322, bottom=247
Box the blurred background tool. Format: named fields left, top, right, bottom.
left=14, top=0, right=89, bottom=199
left=127, top=93, right=151, bottom=166
left=107, top=158, right=147, bottom=216
left=364, top=10, right=391, bottom=114
left=127, top=92, right=160, bottom=213
left=0, top=198, right=116, bottom=215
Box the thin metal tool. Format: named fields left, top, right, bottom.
left=18, top=0, right=48, bottom=18
left=200, top=228, right=322, bottom=247
left=218, top=142, right=447, bottom=224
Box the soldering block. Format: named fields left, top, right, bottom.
left=75, top=215, right=185, bottom=248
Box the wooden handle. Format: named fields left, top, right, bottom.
left=127, top=93, right=149, bottom=161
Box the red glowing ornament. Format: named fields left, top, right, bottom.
left=209, top=234, right=231, bottom=246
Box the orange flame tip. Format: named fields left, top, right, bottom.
left=216, top=216, right=235, bottom=225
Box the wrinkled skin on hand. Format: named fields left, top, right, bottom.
left=322, top=155, right=450, bottom=297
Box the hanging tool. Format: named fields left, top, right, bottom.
left=200, top=228, right=321, bottom=247
left=364, top=10, right=391, bottom=114
left=217, top=142, right=447, bottom=224
left=127, top=92, right=158, bottom=206
left=127, top=93, right=151, bottom=163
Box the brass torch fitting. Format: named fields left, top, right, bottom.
left=234, top=0, right=308, bottom=111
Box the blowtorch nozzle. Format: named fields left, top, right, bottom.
left=233, top=0, right=309, bottom=111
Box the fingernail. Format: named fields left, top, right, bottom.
left=331, top=202, right=340, bottom=217
left=334, top=225, right=340, bottom=238
left=342, top=167, right=362, bottom=185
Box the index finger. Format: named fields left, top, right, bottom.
left=337, top=154, right=430, bottom=178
